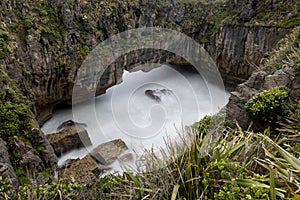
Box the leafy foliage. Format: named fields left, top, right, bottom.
left=245, top=86, right=290, bottom=126
left=0, top=28, right=9, bottom=59
left=192, top=113, right=226, bottom=134
left=0, top=178, right=86, bottom=200
left=0, top=177, right=12, bottom=199
left=0, top=68, right=47, bottom=182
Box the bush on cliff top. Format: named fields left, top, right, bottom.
left=245, top=86, right=290, bottom=128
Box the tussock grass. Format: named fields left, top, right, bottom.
left=261, top=26, right=300, bottom=72
left=1, top=113, right=300, bottom=199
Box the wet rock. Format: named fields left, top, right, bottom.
left=46, top=125, right=92, bottom=156
left=0, top=138, right=19, bottom=188
left=35, top=128, right=58, bottom=173
left=58, top=155, right=108, bottom=185
left=118, top=152, right=134, bottom=163
left=91, top=139, right=129, bottom=165
left=145, top=89, right=173, bottom=102
left=145, top=89, right=161, bottom=102
left=57, top=120, right=87, bottom=131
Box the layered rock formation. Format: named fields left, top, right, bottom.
left=0, top=0, right=292, bottom=124
left=0, top=139, right=18, bottom=188
left=207, top=25, right=290, bottom=89
left=91, top=139, right=129, bottom=165
left=0, top=0, right=298, bottom=187
left=46, top=125, right=92, bottom=156
left=58, top=155, right=105, bottom=185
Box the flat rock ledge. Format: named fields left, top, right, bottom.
left=91, top=139, right=130, bottom=165
left=57, top=139, right=133, bottom=184
left=46, top=125, right=92, bottom=156
left=58, top=155, right=109, bottom=185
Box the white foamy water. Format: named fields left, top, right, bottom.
left=41, top=65, right=230, bottom=172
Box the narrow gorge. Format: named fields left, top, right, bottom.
left=0, top=0, right=299, bottom=193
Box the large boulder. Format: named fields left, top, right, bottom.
left=46, top=125, right=92, bottom=156
left=58, top=155, right=108, bottom=185
left=91, top=139, right=129, bottom=165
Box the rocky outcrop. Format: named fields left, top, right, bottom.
left=0, top=138, right=19, bottom=188
left=91, top=139, right=129, bottom=165
left=58, top=155, right=108, bottom=185
left=0, top=0, right=295, bottom=186
left=0, top=0, right=291, bottom=124
left=46, top=125, right=92, bottom=156
left=225, top=67, right=298, bottom=129
left=207, top=26, right=291, bottom=90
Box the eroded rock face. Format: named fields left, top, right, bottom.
left=225, top=67, right=298, bottom=129
left=0, top=0, right=293, bottom=186
left=58, top=155, right=108, bottom=185
left=46, top=125, right=92, bottom=156
left=91, top=139, right=129, bottom=165
left=12, top=136, right=54, bottom=186
left=0, top=0, right=290, bottom=124
left=208, top=26, right=290, bottom=89
left=0, top=138, right=19, bottom=188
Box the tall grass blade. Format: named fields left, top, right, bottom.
left=270, top=168, right=276, bottom=200
left=171, top=184, right=180, bottom=200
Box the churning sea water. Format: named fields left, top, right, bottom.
left=41, top=64, right=230, bottom=172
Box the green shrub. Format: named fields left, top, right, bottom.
left=0, top=28, right=10, bottom=59
left=0, top=176, right=12, bottom=198
left=279, top=13, right=300, bottom=28
left=193, top=113, right=226, bottom=134
left=245, top=86, right=290, bottom=126
left=15, top=179, right=86, bottom=199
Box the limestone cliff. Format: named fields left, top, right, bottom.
left=0, top=0, right=294, bottom=123
left=225, top=26, right=300, bottom=129
left=0, top=0, right=298, bottom=186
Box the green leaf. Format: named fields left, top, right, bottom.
left=171, top=184, right=180, bottom=200
left=270, top=168, right=276, bottom=200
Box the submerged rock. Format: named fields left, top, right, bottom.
left=91, top=139, right=129, bottom=165
left=57, top=120, right=87, bottom=131
left=118, top=152, right=134, bottom=164
left=46, top=125, right=92, bottom=156
left=58, top=155, right=109, bottom=185
left=145, top=89, right=173, bottom=102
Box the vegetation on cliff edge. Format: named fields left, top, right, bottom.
left=0, top=0, right=300, bottom=199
